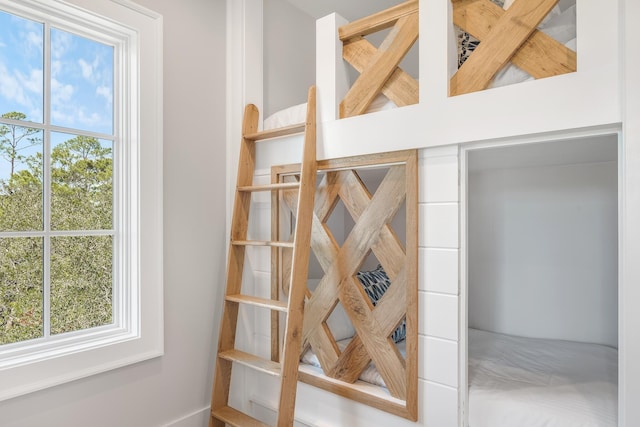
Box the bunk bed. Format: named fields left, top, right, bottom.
left=256, top=0, right=596, bottom=425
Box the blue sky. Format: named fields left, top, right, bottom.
left=0, top=9, right=113, bottom=180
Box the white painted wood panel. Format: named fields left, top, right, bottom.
left=421, top=336, right=459, bottom=388
left=420, top=156, right=459, bottom=203
left=420, top=204, right=459, bottom=249
left=420, top=248, right=459, bottom=294
left=421, top=292, right=459, bottom=341
left=424, top=381, right=459, bottom=427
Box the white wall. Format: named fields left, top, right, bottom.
left=468, top=156, right=618, bottom=347
left=264, top=0, right=316, bottom=117
left=0, top=1, right=227, bottom=426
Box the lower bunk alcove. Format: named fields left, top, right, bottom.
left=463, top=133, right=619, bottom=427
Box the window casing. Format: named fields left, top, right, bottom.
left=0, top=0, right=162, bottom=401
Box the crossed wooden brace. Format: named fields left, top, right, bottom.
left=450, top=0, right=577, bottom=96
left=339, top=0, right=419, bottom=119
left=284, top=167, right=408, bottom=399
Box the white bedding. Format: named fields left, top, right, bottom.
left=264, top=92, right=398, bottom=130
left=301, top=337, right=406, bottom=389
left=469, top=328, right=618, bottom=427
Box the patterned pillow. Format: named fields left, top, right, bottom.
left=356, top=265, right=406, bottom=343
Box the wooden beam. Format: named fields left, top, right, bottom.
left=343, top=37, right=418, bottom=107
left=341, top=13, right=418, bottom=118
left=339, top=0, right=418, bottom=41
left=452, top=0, right=576, bottom=81
left=450, top=0, right=560, bottom=95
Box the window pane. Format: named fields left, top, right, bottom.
left=50, top=132, right=112, bottom=231
left=0, top=126, right=43, bottom=231
left=50, top=28, right=113, bottom=135
left=50, top=235, right=112, bottom=335
left=0, top=11, right=44, bottom=124
left=0, top=237, right=43, bottom=345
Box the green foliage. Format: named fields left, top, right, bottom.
left=0, top=238, right=43, bottom=345
left=0, top=112, right=42, bottom=177
left=0, top=117, right=113, bottom=345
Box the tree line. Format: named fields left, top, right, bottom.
left=0, top=111, right=113, bottom=345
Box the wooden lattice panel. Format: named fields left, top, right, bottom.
left=339, top=0, right=419, bottom=118
left=271, top=151, right=418, bottom=420
left=450, top=0, right=577, bottom=96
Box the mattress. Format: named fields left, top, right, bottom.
left=264, top=92, right=398, bottom=130
left=468, top=328, right=618, bottom=427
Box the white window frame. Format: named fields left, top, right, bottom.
left=0, top=0, right=163, bottom=401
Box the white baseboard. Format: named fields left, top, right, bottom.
left=162, top=406, right=210, bottom=427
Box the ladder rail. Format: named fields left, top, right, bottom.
left=276, top=87, right=316, bottom=427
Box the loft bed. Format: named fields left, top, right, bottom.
left=265, top=0, right=576, bottom=130
left=270, top=150, right=418, bottom=420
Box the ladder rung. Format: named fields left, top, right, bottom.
left=219, top=349, right=282, bottom=377
left=244, top=123, right=305, bottom=141
left=238, top=182, right=300, bottom=192
left=211, top=406, right=269, bottom=427
left=226, top=294, right=288, bottom=312
left=232, top=240, right=294, bottom=248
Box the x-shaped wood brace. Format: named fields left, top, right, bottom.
left=283, top=167, right=408, bottom=399
left=451, top=0, right=577, bottom=96
left=339, top=0, right=419, bottom=118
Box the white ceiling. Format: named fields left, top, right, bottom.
left=282, top=0, right=402, bottom=21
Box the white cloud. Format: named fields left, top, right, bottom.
left=0, top=62, right=34, bottom=109
left=51, top=60, right=62, bottom=76
left=16, top=68, right=42, bottom=95
left=51, top=108, right=75, bottom=126
left=25, top=30, right=42, bottom=53
left=51, top=30, right=72, bottom=60
left=96, top=85, right=112, bottom=105
left=79, top=58, right=93, bottom=80
left=51, top=78, right=74, bottom=104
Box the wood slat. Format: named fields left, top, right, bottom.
left=226, top=294, right=288, bottom=312
left=211, top=406, right=269, bottom=427
left=338, top=169, right=405, bottom=277
left=330, top=267, right=408, bottom=384
left=244, top=123, right=305, bottom=141
left=338, top=275, right=407, bottom=399
left=219, top=349, right=282, bottom=377
left=452, top=0, right=575, bottom=82
left=450, top=0, right=560, bottom=96
left=340, top=13, right=418, bottom=118
left=339, top=0, right=418, bottom=41
left=342, top=37, right=418, bottom=107
left=276, top=85, right=317, bottom=427
left=238, top=182, right=300, bottom=192
left=232, top=240, right=294, bottom=248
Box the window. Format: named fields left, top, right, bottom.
left=0, top=0, right=162, bottom=401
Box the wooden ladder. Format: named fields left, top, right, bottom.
left=210, top=86, right=317, bottom=427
